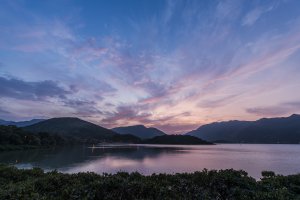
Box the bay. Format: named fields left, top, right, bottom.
left=0, top=144, right=299, bottom=179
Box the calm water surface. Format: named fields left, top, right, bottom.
left=0, top=144, right=299, bottom=179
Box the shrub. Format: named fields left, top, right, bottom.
left=0, top=165, right=299, bottom=199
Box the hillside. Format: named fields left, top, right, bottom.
left=0, top=119, right=45, bottom=127
left=186, top=121, right=252, bottom=142
left=112, top=125, right=166, bottom=139
left=186, top=114, right=300, bottom=144
left=24, top=117, right=117, bottom=140
left=141, top=135, right=213, bottom=145
left=0, top=125, right=78, bottom=151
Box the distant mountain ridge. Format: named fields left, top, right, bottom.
left=0, top=119, right=45, bottom=127
left=24, top=117, right=117, bottom=140
left=112, top=125, right=166, bottom=139
left=186, top=114, right=300, bottom=144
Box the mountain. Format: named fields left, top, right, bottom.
left=186, top=114, right=300, bottom=144
left=112, top=125, right=166, bottom=139
left=24, top=117, right=117, bottom=140
left=186, top=120, right=252, bottom=142
left=141, top=135, right=213, bottom=145
left=0, top=119, right=45, bottom=127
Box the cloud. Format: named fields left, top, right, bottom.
left=198, top=94, right=242, bottom=108
left=242, top=3, right=277, bottom=26
left=242, top=8, right=264, bottom=26
left=0, top=76, right=71, bottom=100
left=1, top=0, right=300, bottom=133
left=163, top=0, right=177, bottom=25
left=216, top=0, right=242, bottom=21
left=0, top=107, right=10, bottom=114
left=101, top=104, right=194, bottom=133
left=134, top=79, right=168, bottom=98
left=69, top=38, right=108, bottom=62
left=101, top=105, right=152, bottom=126
left=246, top=107, right=288, bottom=116
left=284, top=101, right=300, bottom=108
left=0, top=106, right=12, bottom=120
left=63, top=99, right=103, bottom=117
left=155, top=123, right=199, bottom=135
left=246, top=101, right=300, bottom=116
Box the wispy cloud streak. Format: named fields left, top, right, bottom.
left=1, top=0, right=300, bottom=133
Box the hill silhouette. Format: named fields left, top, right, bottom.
left=24, top=117, right=117, bottom=140
left=112, top=125, right=166, bottom=139
left=186, top=114, right=300, bottom=144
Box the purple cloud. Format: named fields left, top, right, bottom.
left=0, top=107, right=10, bottom=114
left=246, top=101, right=300, bottom=116
left=1, top=0, right=300, bottom=133
left=63, top=99, right=103, bottom=117
left=0, top=76, right=71, bottom=100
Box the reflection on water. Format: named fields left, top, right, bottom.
left=0, top=144, right=299, bottom=179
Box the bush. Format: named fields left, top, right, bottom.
left=0, top=165, right=299, bottom=199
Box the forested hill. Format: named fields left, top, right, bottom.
left=112, top=125, right=166, bottom=139
left=0, top=125, right=77, bottom=151
left=24, top=117, right=117, bottom=140
left=186, top=114, right=300, bottom=144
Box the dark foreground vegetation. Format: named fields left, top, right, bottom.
left=0, top=165, right=299, bottom=200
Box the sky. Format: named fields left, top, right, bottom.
left=0, top=0, right=300, bottom=134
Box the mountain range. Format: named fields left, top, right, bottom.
left=0, top=119, right=45, bottom=127
left=19, top=118, right=211, bottom=145
left=24, top=117, right=117, bottom=140
left=2, top=114, right=300, bottom=144
left=1, top=118, right=166, bottom=140
left=112, top=125, right=166, bottom=139
left=186, top=114, right=300, bottom=144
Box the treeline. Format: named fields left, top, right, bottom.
left=0, top=125, right=79, bottom=151
left=0, top=125, right=142, bottom=151
left=142, top=135, right=213, bottom=145
left=0, top=165, right=299, bottom=199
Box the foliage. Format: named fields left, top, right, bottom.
left=0, top=125, right=142, bottom=151
left=0, top=125, right=80, bottom=151
left=0, top=165, right=299, bottom=200
left=142, top=135, right=213, bottom=145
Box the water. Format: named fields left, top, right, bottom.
left=0, top=144, right=299, bottom=179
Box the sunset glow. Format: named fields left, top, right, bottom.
left=1, top=0, right=300, bottom=133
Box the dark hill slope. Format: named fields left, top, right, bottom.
left=24, top=117, right=117, bottom=140
left=186, top=121, right=251, bottom=142
left=112, top=125, right=166, bottom=139
left=235, top=114, right=300, bottom=143
left=186, top=114, right=300, bottom=144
